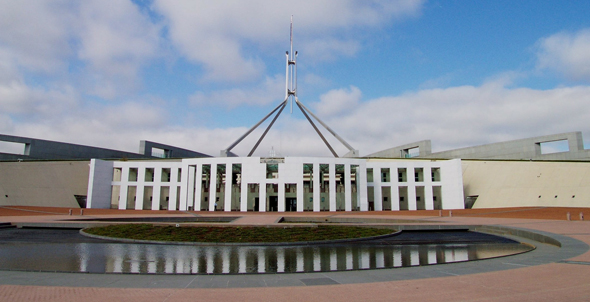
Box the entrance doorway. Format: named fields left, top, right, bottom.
left=268, top=196, right=278, bottom=212
left=286, top=198, right=297, bottom=212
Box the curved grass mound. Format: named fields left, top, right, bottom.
left=84, top=224, right=394, bottom=243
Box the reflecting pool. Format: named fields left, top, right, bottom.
left=0, top=241, right=532, bottom=274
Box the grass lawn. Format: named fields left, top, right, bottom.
left=84, top=224, right=394, bottom=243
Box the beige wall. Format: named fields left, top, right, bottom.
left=0, top=161, right=90, bottom=208
left=463, top=160, right=590, bottom=208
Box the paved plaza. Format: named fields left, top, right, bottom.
left=0, top=206, right=589, bottom=301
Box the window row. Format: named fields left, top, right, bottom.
left=366, top=167, right=441, bottom=183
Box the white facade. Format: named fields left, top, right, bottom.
left=87, top=157, right=464, bottom=212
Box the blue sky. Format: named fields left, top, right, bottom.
left=2, top=0, right=590, bottom=157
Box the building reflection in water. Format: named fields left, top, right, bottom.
left=0, top=242, right=531, bottom=274
left=84, top=243, right=530, bottom=274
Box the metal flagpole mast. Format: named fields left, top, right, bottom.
left=287, top=15, right=296, bottom=114
left=220, top=16, right=358, bottom=157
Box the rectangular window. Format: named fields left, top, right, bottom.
left=266, top=163, right=278, bottom=179
left=431, top=167, right=441, bottom=182
left=381, top=168, right=390, bottom=182
left=414, top=168, right=424, bottom=182
left=397, top=168, right=407, bottom=182
left=150, top=147, right=166, bottom=158
left=539, top=140, right=569, bottom=154
left=112, top=168, right=122, bottom=181
left=128, top=168, right=138, bottom=182
left=161, top=168, right=171, bottom=182
left=0, top=141, right=27, bottom=155
left=145, top=168, right=154, bottom=182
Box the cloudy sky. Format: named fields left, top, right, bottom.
left=2, top=0, right=590, bottom=157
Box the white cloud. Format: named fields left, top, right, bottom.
left=310, top=81, right=590, bottom=155
left=314, top=86, right=362, bottom=117
left=301, top=39, right=360, bottom=62
left=75, top=1, right=161, bottom=98
left=536, top=29, right=590, bottom=81
left=5, top=79, right=590, bottom=158
left=0, top=114, right=14, bottom=133
left=0, top=80, right=77, bottom=118
left=189, top=75, right=285, bottom=108
left=0, top=1, right=161, bottom=99
left=0, top=1, right=74, bottom=73
left=153, top=0, right=424, bottom=82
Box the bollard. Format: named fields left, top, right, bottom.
left=80, top=209, right=84, bottom=216
left=439, top=210, right=442, bottom=217
left=68, top=209, right=72, bottom=216
left=567, top=212, right=571, bottom=221
left=449, top=210, right=452, bottom=217
left=581, top=212, right=584, bottom=221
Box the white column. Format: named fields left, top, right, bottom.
left=240, top=181, right=248, bottom=212
left=182, top=165, right=195, bottom=211
left=278, top=182, right=285, bottom=212
left=209, top=163, right=217, bottom=211
left=358, top=165, right=368, bottom=211
left=374, top=167, right=383, bottom=211
left=152, top=167, right=162, bottom=211
left=391, top=165, right=400, bottom=211
left=118, top=167, right=129, bottom=210
left=297, top=179, right=304, bottom=212
left=329, top=163, right=336, bottom=211
left=135, top=167, right=145, bottom=210
left=151, top=186, right=161, bottom=211
left=344, top=164, right=352, bottom=211
left=259, top=183, right=267, bottom=212
left=424, top=166, right=434, bottom=210
left=408, top=167, right=417, bottom=211
left=313, top=163, right=320, bottom=212
left=169, top=167, right=179, bottom=211
left=224, top=163, right=233, bottom=212
left=194, top=164, right=203, bottom=211
left=440, top=159, right=465, bottom=209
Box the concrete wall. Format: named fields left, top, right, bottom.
left=0, top=160, right=90, bottom=208
left=368, top=132, right=590, bottom=161
left=0, top=134, right=151, bottom=160
left=139, top=141, right=211, bottom=158
left=463, top=160, right=590, bottom=208
left=366, top=140, right=432, bottom=158
left=428, top=132, right=588, bottom=160
left=0, top=134, right=211, bottom=160
left=87, top=159, right=115, bottom=209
